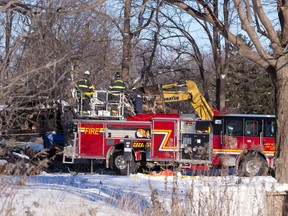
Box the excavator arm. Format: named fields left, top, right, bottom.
left=161, top=80, right=214, bottom=120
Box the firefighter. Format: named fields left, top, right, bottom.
left=108, top=72, right=127, bottom=102
left=76, top=70, right=95, bottom=114
left=128, top=87, right=143, bottom=114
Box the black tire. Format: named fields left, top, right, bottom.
left=112, top=151, right=136, bottom=175
left=239, top=154, right=268, bottom=177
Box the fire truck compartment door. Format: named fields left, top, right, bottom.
left=150, top=119, right=178, bottom=161
left=78, top=122, right=105, bottom=158
left=180, top=133, right=212, bottom=162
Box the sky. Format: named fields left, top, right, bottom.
left=1, top=172, right=287, bottom=216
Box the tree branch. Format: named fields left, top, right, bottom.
left=165, top=0, right=214, bottom=23
left=57, top=0, right=106, bottom=16
left=234, top=0, right=274, bottom=64
left=164, top=0, right=271, bottom=68
left=277, top=0, right=288, bottom=44
left=0, top=0, right=35, bottom=14
left=252, top=0, right=282, bottom=54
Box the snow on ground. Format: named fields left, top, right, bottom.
left=0, top=172, right=287, bottom=216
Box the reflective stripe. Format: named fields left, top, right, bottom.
left=108, top=79, right=126, bottom=93
left=78, top=84, right=89, bottom=88
left=109, top=86, right=125, bottom=90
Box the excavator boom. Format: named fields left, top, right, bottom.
left=141, top=80, right=214, bottom=120
left=183, top=80, right=213, bottom=120
left=162, top=80, right=214, bottom=120
left=163, top=91, right=192, bottom=102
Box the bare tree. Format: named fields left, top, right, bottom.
left=0, top=0, right=114, bottom=136
left=111, top=0, right=156, bottom=84
left=164, top=0, right=287, bottom=183
left=159, top=9, right=212, bottom=103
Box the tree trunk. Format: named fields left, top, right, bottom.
left=212, top=0, right=228, bottom=113
left=3, top=11, right=13, bottom=80
left=274, top=57, right=288, bottom=183
left=215, top=74, right=226, bottom=113
left=219, top=74, right=226, bottom=112
left=122, top=0, right=133, bottom=83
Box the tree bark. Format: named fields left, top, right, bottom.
left=2, top=11, right=13, bottom=80
left=212, top=0, right=223, bottom=111
left=122, top=0, right=133, bottom=82
left=274, top=56, right=288, bottom=183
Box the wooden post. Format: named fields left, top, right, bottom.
left=266, top=192, right=287, bottom=216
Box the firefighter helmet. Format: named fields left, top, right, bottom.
left=84, top=70, right=90, bottom=75
left=115, top=71, right=121, bottom=79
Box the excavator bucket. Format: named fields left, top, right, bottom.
left=140, top=84, right=166, bottom=113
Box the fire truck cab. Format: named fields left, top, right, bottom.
left=212, top=113, right=276, bottom=176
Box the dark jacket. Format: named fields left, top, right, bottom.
left=76, top=76, right=95, bottom=97
left=128, top=89, right=143, bottom=114
left=108, top=79, right=126, bottom=95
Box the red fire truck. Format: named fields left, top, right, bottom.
left=63, top=112, right=212, bottom=175
left=63, top=89, right=276, bottom=176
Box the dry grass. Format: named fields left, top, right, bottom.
left=0, top=171, right=286, bottom=216
left=139, top=171, right=285, bottom=216
left=0, top=150, right=286, bottom=216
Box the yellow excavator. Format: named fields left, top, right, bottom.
left=142, top=80, right=214, bottom=120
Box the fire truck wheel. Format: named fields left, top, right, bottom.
left=240, top=154, right=268, bottom=177
left=112, top=151, right=136, bottom=175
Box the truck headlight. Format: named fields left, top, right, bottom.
left=136, top=129, right=146, bottom=138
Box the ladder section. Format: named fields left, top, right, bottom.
left=63, top=132, right=78, bottom=164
